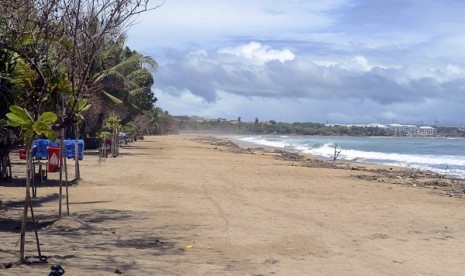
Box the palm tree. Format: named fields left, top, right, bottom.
left=83, top=47, right=157, bottom=137
left=1, top=0, right=157, bottom=263
left=93, top=50, right=157, bottom=106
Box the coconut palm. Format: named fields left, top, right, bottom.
left=1, top=0, right=157, bottom=263
left=84, top=47, right=157, bottom=137
left=93, top=50, right=157, bottom=106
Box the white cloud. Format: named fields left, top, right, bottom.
left=156, top=42, right=465, bottom=108
left=217, top=42, right=295, bottom=65
left=130, top=1, right=465, bottom=125
left=341, top=55, right=372, bottom=72
left=156, top=87, right=464, bottom=125
left=127, top=0, right=347, bottom=50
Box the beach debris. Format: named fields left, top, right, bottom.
left=3, top=262, right=13, bottom=269
left=274, top=150, right=305, bottom=161
left=133, top=238, right=166, bottom=249
left=48, top=264, right=65, bottom=275
left=369, top=233, right=390, bottom=240
left=355, top=175, right=378, bottom=181
left=47, top=216, right=89, bottom=231
left=195, top=135, right=465, bottom=199
left=194, top=137, right=250, bottom=154
left=115, top=267, right=123, bottom=274
left=349, top=167, right=465, bottom=198
left=186, top=245, right=193, bottom=249
left=332, top=144, right=341, bottom=162
left=264, top=258, right=279, bottom=264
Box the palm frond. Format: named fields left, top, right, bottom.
left=101, top=90, right=123, bottom=105
left=127, top=82, right=141, bottom=91
left=130, top=103, right=140, bottom=111
left=128, top=87, right=148, bottom=96
left=110, top=53, right=144, bottom=73
left=112, top=53, right=158, bottom=73
left=140, top=55, right=158, bottom=71
left=126, top=68, right=153, bottom=83
left=93, top=70, right=126, bottom=83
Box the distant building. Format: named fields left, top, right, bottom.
left=325, top=123, right=387, bottom=128
left=325, top=122, right=436, bottom=136
left=172, top=116, right=191, bottom=122
left=387, top=124, right=436, bottom=136
left=190, top=116, right=206, bottom=122
left=418, top=126, right=436, bottom=136
left=366, top=123, right=388, bottom=128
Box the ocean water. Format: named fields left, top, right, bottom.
left=232, top=135, right=465, bottom=179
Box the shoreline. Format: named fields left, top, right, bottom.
left=178, top=130, right=465, bottom=139
left=224, top=134, right=465, bottom=180
left=199, top=135, right=465, bottom=198
left=2, top=135, right=465, bottom=275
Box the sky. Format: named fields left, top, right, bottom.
left=126, top=0, right=465, bottom=125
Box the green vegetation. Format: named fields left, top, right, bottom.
left=0, top=0, right=170, bottom=262
left=177, top=121, right=393, bottom=136
left=177, top=120, right=465, bottom=137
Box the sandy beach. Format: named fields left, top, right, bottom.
left=1, top=135, right=465, bottom=275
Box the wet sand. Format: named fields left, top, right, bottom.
left=1, top=135, right=465, bottom=275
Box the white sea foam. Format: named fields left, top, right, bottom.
left=235, top=135, right=465, bottom=179
left=338, top=149, right=465, bottom=166
left=239, top=136, right=294, bottom=149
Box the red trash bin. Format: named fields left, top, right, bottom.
left=19, top=149, right=26, bottom=160
left=47, top=147, right=61, bottom=172
left=105, top=139, right=111, bottom=150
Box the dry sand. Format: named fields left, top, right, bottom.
left=1, top=135, right=465, bottom=275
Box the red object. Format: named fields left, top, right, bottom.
left=47, top=147, right=61, bottom=172
left=105, top=139, right=111, bottom=150
left=19, top=149, right=26, bottom=160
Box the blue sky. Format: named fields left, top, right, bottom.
left=127, top=0, right=465, bottom=125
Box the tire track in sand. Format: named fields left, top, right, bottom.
left=201, top=178, right=230, bottom=233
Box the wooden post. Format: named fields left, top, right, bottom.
left=7, top=155, right=11, bottom=181
left=75, top=124, right=80, bottom=179
left=65, top=183, right=70, bottom=216
left=64, top=157, right=68, bottom=182
left=19, top=147, right=32, bottom=262
left=29, top=196, right=41, bottom=258
left=58, top=131, right=64, bottom=218
left=31, top=159, right=36, bottom=198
